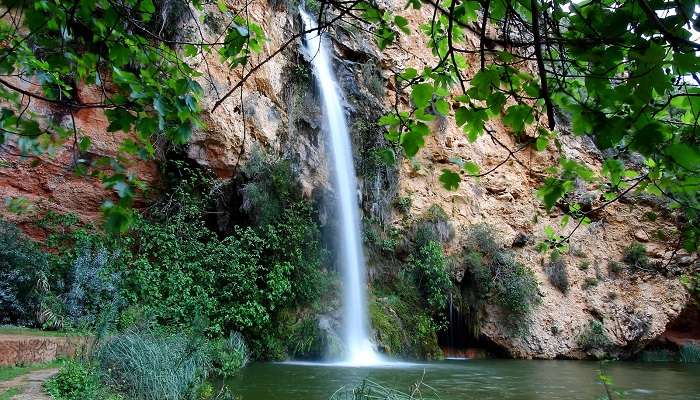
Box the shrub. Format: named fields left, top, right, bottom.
left=413, top=204, right=454, bottom=247
left=211, top=331, right=249, bottom=377
left=44, top=360, right=117, bottom=400
left=608, top=260, right=623, bottom=275
left=408, top=241, right=452, bottom=313
left=95, top=330, right=211, bottom=400
left=394, top=196, right=412, bottom=214
left=680, top=343, right=700, bottom=363
left=545, top=252, right=569, bottom=293
left=462, top=225, right=540, bottom=319
left=288, top=318, right=330, bottom=360
left=120, top=195, right=326, bottom=348
left=623, top=242, right=650, bottom=271
left=577, top=320, right=612, bottom=356
left=65, top=246, right=121, bottom=328
left=239, top=149, right=301, bottom=226
left=582, top=277, right=598, bottom=289
left=0, top=220, right=49, bottom=326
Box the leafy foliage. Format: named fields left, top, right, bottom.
left=0, top=219, right=49, bottom=325
left=408, top=241, right=452, bottom=313
left=210, top=331, right=250, bottom=377
left=44, top=360, right=119, bottom=400
left=0, top=0, right=265, bottom=233
left=65, top=246, right=121, bottom=328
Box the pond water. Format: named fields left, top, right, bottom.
left=226, top=359, right=700, bottom=400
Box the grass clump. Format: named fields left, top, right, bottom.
left=680, top=343, right=700, bottom=363
left=544, top=252, right=569, bottom=293
left=330, top=379, right=438, bottom=400
left=0, top=388, right=20, bottom=400
left=582, top=277, right=598, bottom=290
left=95, top=330, right=211, bottom=400
left=623, top=242, right=650, bottom=271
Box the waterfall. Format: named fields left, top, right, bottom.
left=300, top=9, right=380, bottom=366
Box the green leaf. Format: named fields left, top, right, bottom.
left=439, top=169, right=461, bottom=191
left=78, top=137, right=91, bottom=153
left=503, top=104, right=533, bottom=133
left=434, top=98, right=450, bottom=115
left=411, top=83, right=434, bottom=108
left=401, top=122, right=430, bottom=157
left=666, top=143, right=700, bottom=170
left=376, top=148, right=396, bottom=165
left=463, top=161, right=480, bottom=176
left=535, top=135, right=548, bottom=151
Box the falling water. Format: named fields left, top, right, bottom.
left=300, top=9, right=380, bottom=366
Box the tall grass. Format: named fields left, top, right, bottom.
left=330, top=378, right=438, bottom=400
left=680, top=343, right=700, bottom=363
left=95, top=330, right=210, bottom=400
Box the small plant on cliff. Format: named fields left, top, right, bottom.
left=623, top=242, right=651, bottom=271
left=413, top=204, right=454, bottom=247
left=408, top=241, right=452, bottom=313
left=577, top=320, right=612, bottom=357
left=462, top=225, right=540, bottom=319
left=544, top=252, right=569, bottom=293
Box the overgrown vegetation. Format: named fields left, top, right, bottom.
left=44, top=360, right=120, bottom=400
left=95, top=330, right=211, bottom=400
left=461, top=225, right=540, bottom=327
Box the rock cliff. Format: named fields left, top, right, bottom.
left=0, top=0, right=696, bottom=359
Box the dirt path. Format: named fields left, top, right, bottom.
left=0, top=368, right=58, bottom=400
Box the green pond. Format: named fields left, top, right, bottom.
left=226, top=359, right=700, bottom=400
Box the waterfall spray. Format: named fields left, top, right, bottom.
left=300, top=8, right=380, bottom=366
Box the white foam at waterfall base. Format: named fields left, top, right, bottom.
left=299, top=8, right=381, bottom=367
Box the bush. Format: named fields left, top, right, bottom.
left=680, top=343, right=700, bottom=363
left=408, top=241, right=452, bottom=313
left=211, top=331, right=249, bottom=377
left=462, top=225, right=540, bottom=318
left=65, top=246, right=121, bottom=328
left=287, top=318, right=331, bottom=360
left=239, top=149, right=302, bottom=226
left=95, top=330, right=211, bottom=400
left=413, top=205, right=454, bottom=247
left=119, top=194, right=327, bottom=349
left=623, top=242, right=650, bottom=271
left=577, top=320, right=612, bottom=356
left=0, top=220, right=49, bottom=326
left=545, top=252, right=569, bottom=293
left=44, top=360, right=118, bottom=400
left=394, top=196, right=412, bottom=214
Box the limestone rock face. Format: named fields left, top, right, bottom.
left=0, top=0, right=694, bottom=359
